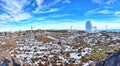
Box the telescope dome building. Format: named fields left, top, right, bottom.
left=86, top=21, right=92, bottom=32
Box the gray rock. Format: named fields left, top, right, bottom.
left=96, top=50, right=120, bottom=66
left=89, top=62, right=96, bottom=66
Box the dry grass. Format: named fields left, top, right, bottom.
left=81, top=44, right=120, bottom=63
left=0, top=38, right=16, bottom=50
left=36, top=35, right=53, bottom=43
left=0, top=38, right=16, bottom=62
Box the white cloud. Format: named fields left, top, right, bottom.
left=85, top=8, right=98, bottom=16
left=115, top=12, right=120, bottom=15
left=0, top=12, right=32, bottom=22
left=47, top=0, right=61, bottom=7
left=0, top=26, right=29, bottom=32
left=90, top=20, right=120, bottom=30
left=36, top=18, right=46, bottom=21
left=106, top=0, right=117, bottom=5
left=33, top=8, right=59, bottom=13
left=0, top=0, right=61, bottom=24
left=1, top=0, right=27, bottom=13
left=114, top=11, right=120, bottom=17
left=92, top=0, right=102, bottom=5
left=0, top=0, right=32, bottom=23
left=34, top=22, right=85, bottom=30
left=0, top=24, right=16, bottom=32
left=92, top=0, right=117, bottom=5
left=49, top=14, right=72, bottom=18
left=12, top=12, right=32, bottom=22
left=62, top=0, right=71, bottom=4
left=26, top=17, right=46, bottom=23
left=44, top=8, right=59, bottom=13
left=0, top=14, right=11, bottom=21
left=0, top=21, right=7, bottom=24
left=35, top=0, right=44, bottom=7
left=92, top=0, right=117, bottom=10
left=85, top=9, right=113, bottom=16
left=97, top=10, right=113, bottom=14
left=33, top=0, right=61, bottom=13
left=0, top=0, right=61, bottom=23
left=104, top=6, right=113, bottom=9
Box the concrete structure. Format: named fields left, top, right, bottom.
left=86, top=21, right=92, bottom=32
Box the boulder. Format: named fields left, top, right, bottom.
left=96, top=50, right=120, bottom=66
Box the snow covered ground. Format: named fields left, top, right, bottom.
left=0, top=30, right=120, bottom=66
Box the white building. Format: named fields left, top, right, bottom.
left=93, top=26, right=97, bottom=32
left=31, top=25, right=35, bottom=30
left=86, top=21, right=92, bottom=32
left=10, top=28, right=14, bottom=33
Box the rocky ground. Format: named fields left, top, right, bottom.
left=0, top=30, right=120, bottom=66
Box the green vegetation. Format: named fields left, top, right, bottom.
left=81, top=45, right=120, bottom=63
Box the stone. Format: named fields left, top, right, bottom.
left=96, top=50, right=120, bottom=66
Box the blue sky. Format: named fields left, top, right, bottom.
left=0, top=0, right=120, bottom=32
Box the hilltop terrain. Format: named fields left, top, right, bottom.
left=0, top=30, right=120, bottom=66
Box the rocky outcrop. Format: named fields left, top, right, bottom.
left=96, top=50, right=120, bottom=66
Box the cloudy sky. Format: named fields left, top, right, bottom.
left=0, top=0, right=120, bottom=32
